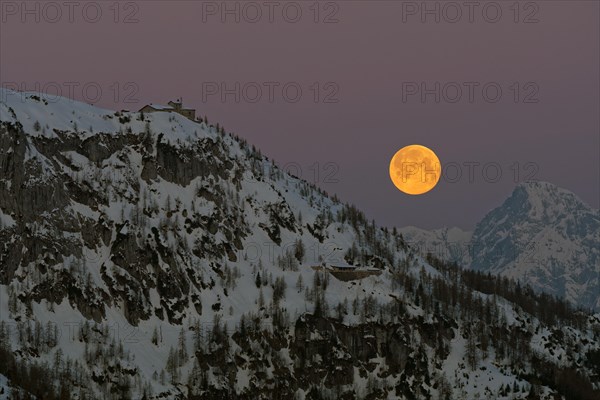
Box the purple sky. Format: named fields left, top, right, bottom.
left=1, top=1, right=598, bottom=229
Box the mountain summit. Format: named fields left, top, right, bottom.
left=470, top=180, right=600, bottom=310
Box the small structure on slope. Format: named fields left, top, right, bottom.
left=139, top=98, right=196, bottom=121
left=311, top=262, right=382, bottom=282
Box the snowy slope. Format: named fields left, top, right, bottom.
left=0, top=88, right=598, bottom=399
left=0, top=375, right=10, bottom=400
left=398, top=226, right=472, bottom=266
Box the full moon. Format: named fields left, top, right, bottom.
left=389, top=145, right=442, bottom=195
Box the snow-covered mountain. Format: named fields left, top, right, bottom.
left=1, top=89, right=599, bottom=399
left=398, top=226, right=473, bottom=266
left=400, top=182, right=600, bottom=311
left=470, top=181, right=600, bottom=310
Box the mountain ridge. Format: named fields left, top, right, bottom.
left=0, top=89, right=599, bottom=399
left=400, top=180, right=600, bottom=311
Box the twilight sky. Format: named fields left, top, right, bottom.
left=1, top=1, right=598, bottom=229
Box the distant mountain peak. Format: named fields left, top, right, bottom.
left=472, top=181, right=599, bottom=310
left=515, top=180, right=588, bottom=205
left=497, top=180, right=594, bottom=226
left=400, top=181, right=599, bottom=311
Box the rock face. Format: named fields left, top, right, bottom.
left=470, top=181, right=600, bottom=311
left=0, top=120, right=250, bottom=325
left=0, top=125, right=104, bottom=322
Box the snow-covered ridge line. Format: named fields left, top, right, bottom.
left=0, top=87, right=215, bottom=145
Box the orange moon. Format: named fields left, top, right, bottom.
left=389, top=145, right=442, bottom=195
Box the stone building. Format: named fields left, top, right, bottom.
left=139, top=99, right=196, bottom=121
